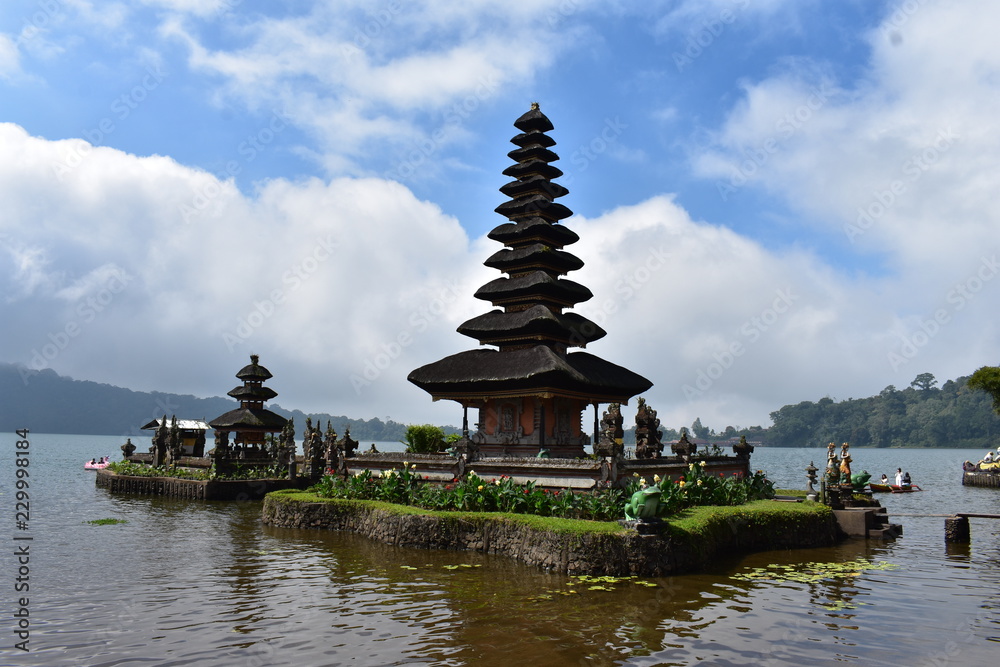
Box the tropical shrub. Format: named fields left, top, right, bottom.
left=402, top=424, right=446, bottom=453
left=309, top=461, right=775, bottom=522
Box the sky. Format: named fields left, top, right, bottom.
left=2, top=0, right=999, bottom=434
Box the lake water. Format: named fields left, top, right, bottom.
left=3, top=433, right=1000, bottom=666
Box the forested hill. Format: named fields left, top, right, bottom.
left=3, top=363, right=995, bottom=448
left=0, top=363, right=432, bottom=441
left=766, top=375, right=1000, bottom=448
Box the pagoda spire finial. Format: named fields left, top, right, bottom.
left=530, top=101, right=539, bottom=110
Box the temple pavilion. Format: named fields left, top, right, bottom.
left=209, top=354, right=287, bottom=454
left=408, top=104, right=652, bottom=458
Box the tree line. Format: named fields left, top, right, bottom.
left=764, top=373, right=1000, bottom=448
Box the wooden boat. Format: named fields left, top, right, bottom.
left=869, top=482, right=922, bottom=493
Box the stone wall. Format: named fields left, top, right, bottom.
left=262, top=492, right=840, bottom=576
left=96, top=469, right=306, bottom=500
left=963, top=471, right=1000, bottom=488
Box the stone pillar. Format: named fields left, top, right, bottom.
left=945, top=515, right=970, bottom=543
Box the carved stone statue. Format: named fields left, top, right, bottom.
left=152, top=415, right=168, bottom=466
left=121, top=438, right=136, bottom=460
left=324, top=421, right=338, bottom=471
left=825, top=442, right=840, bottom=486
left=214, top=429, right=230, bottom=455
left=671, top=431, right=696, bottom=460
left=304, top=419, right=324, bottom=479
left=594, top=403, right=624, bottom=458
left=277, top=418, right=295, bottom=464
left=339, top=426, right=358, bottom=459
left=634, top=398, right=663, bottom=459
left=839, top=442, right=852, bottom=485
left=194, top=429, right=206, bottom=457
left=167, top=416, right=182, bottom=465
left=732, top=435, right=754, bottom=459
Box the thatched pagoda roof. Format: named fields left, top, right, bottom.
left=407, top=104, right=652, bottom=405
left=209, top=407, right=287, bottom=431
left=408, top=346, right=651, bottom=402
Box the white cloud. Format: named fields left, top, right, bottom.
left=692, top=2, right=1000, bottom=279
left=0, top=122, right=480, bottom=425
left=159, top=1, right=575, bottom=176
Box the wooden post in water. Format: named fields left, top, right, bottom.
left=945, top=515, right=970, bottom=543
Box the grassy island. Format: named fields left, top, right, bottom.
left=262, top=489, right=837, bottom=576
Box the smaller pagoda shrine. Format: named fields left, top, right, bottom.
left=209, top=354, right=287, bottom=458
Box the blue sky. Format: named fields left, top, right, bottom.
left=2, top=0, right=998, bottom=433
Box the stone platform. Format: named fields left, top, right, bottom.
left=96, top=468, right=308, bottom=500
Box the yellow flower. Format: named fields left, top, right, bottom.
left=688, top=463, right=695, bottom=471
left=653, top=474, right=661, bottom=483
left=494, top=478, right=502, bottom=485
left=639, top=479, right=648, bottom=488
left=678, top=480, right=686, bottom=487
left=477, top=485, right=484, bottom=491
left=697, top=479, right=703, bottom=486
left=403, top=461, right=408, bottom=467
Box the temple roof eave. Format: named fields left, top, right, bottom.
left=208, top=407, right=288, bottom=431
left=408, top=348, right=652, bottom=402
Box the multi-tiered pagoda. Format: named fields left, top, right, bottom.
left=409, top=104, right=651, bottom=457
left=209, top=354, right=287, bottom=451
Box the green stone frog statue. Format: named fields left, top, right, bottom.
left=850, top=470, right=872, bottom=492
left=624, top=484, right=664, bottom=521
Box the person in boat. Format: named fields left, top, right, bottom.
left=984, top=450, right=995, bottom=463
left=902, top=471, right=912, bottom=487
left=90, top=458, right=97, bottom=465
left=894, top=468, right=903, bottom=486
left=880, top=474, right=889, bottom=485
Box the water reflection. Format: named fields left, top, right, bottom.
left=8, top=434, right=1000, bottom=666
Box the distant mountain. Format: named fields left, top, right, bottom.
left=0, top=363, right=451, bottom=441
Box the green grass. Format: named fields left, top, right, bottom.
left=266, top=489, right=827, bottom=537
